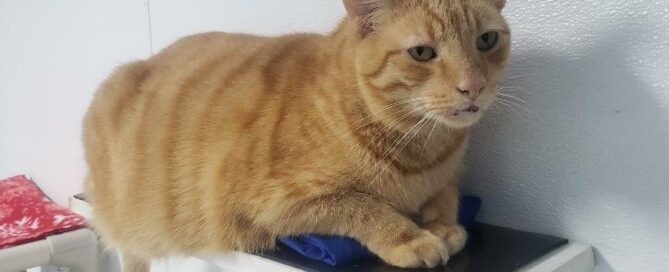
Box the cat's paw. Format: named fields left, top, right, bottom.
left=423, top=223, right=467, bottom=255
left=371, top=230, right=449, bottom=268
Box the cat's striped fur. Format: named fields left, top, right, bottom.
left=82, top=0, right=510, bottom=270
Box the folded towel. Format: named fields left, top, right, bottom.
left=0, top=175, right=87, bottom=249
left=279, top=195, right=481, bottom=266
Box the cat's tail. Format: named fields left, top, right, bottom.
left=122, top=252, right=150, bottom=272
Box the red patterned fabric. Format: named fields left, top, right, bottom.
left=0, top=175, right=86, bottom=249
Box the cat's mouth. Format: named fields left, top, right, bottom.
left=453, top=105, right=480, bottom=116
left=423, top=103, right=484, bottom=128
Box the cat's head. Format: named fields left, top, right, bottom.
left=344, top=0, right=510, bottom=128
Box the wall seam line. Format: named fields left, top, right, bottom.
left=146, top=0, right=154, bottom=54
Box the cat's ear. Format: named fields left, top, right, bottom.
left=342, top=0, right=391, bottom=36
left=490, top=0, right=506, bottom=11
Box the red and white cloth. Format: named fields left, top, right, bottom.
left=0, top=175, right=86, bottom=249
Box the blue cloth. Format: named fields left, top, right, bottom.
left=278, top=195, right=482, bottom=266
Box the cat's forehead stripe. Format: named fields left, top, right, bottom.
left=423, top=8, right=448, bottom=42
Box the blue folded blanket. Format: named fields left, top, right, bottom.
left=278, top=195, right=481, bottom=266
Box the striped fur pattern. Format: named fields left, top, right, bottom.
left=82, top=0, right=510, bottom=270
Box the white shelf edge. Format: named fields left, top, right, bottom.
left=518, top=242, right=595, bottom=272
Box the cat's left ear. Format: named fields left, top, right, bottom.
left=490, top=0, right=506, bottom=11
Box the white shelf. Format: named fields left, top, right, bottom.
left=66, top=196, right=595, bottom=272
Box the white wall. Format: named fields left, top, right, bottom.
left=1, top=1, right=667, bottom=271
left=148, top=0, right=344, bottom=51
left=0, top=0, right=151, bottom=204
left=464, top=1, right=669, bottom=271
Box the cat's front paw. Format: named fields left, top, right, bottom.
left=423, top=222, right=467, bottom=255
left=370, top=230, right=449, bottom=268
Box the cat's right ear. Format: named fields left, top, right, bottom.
left=342, top=0, right=390, bottom=36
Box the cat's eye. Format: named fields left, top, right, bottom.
left=408, top=46, right=437, bottom=62
left=477, top=31, right=499, bottom=51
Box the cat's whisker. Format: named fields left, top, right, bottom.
left=499, top=87, right=529, bottom=94
left=369, top=113, right=431, bottom=188
left=352, top=97, right=431, bottom=130
left=363, top=115, right=419, bottom=177
left=315, top=101, right=426, bottom=173
left=492, top=99, right=517, bottom=114
left=358, top=102, right=436, bottom=164
left=421, top=114, right=440, bottom=155
left=496, top=93, right=527, bottom=105
left=492, top=100, right=523, bottom=118
left=493, top=98, right=513, bottom=109
left=367, top=109, right=426, bottom=164
left=497, top=101, right=528, bottom=117
left=496, top=91, right=529, bottom=109
left=494, top=98, right=531, bottom=120
left=391, top=114, right=432, bottom=162
left=498, top=85, right=527, bottom=91
left=497, top=96, right=529, bottom=113
left=367, top=107, right=431, bottom=185
left=502, top=75, right=526, bottom=84
left=383, top=108, right=432, bottom=165
left=498, top=86, right=530, bottom=97
left=378, top=113, right=433, bottom=191
left=391, top=108, right=430, bottom=147
left=351, top=98, right=431, bottom=132
left=363, top=105, right=429, bottom=177
left=364, top=104, right=428, bottom=144
left=498, top=83, right=528, bottom=90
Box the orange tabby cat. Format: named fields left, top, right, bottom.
left=82, top=0, right=510, bottom=270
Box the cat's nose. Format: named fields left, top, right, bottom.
left=456, top=77, right=486, bottom=100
